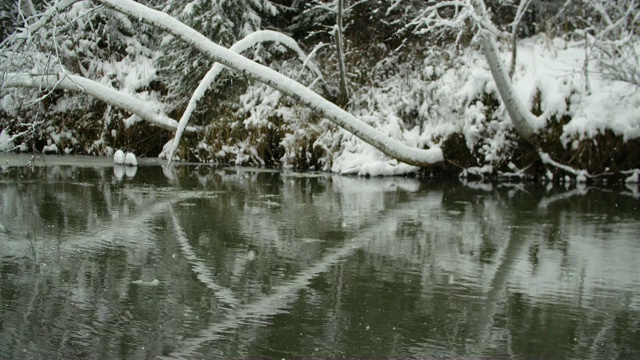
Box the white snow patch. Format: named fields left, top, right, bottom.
left=125, top=152, right=137, bottom=166
left=42, top=143, right=59, bottom=154
left=114, top=149, right=125, bottom=164
left=0, top=129, right=14, bottom=151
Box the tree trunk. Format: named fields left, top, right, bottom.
left=479, top=33, right=536, bottom=142
left=335, top=0, right=350, bottom=106
left=509, top=0, right=532, bottom=78
left=471, top=0, right=537, bottom=143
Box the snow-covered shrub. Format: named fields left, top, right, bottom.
left=587, top=1, right=640, bottom=86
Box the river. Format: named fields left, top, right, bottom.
left=1, top=154, right=639, bottom=359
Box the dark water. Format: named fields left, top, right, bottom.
left=1, top=155, right=639, bottom=359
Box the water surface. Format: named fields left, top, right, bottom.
left=1, top=155, right=639, bottom=359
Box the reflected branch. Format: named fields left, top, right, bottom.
left=537, top=187, right=591, bottom=209
left=168, top=205, right=240, bottom=308
left=471, top=226, right=530, bottom=356
left=161, top=202, right=417, bottom=359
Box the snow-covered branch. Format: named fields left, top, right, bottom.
left=408, top=0, right=470, bottom=41
left=1, top=0, right=78, bottom=50
left=584, top=0, right=640, bottom=86
left=166, top=30, right=325, bottom=162
left=3, top=72, right=196, bottom=132
left=96, top=0, right=443, bottom=166
left=477, top=28, right=538, bottom=142
left=539, top=151, right=589, bottom=182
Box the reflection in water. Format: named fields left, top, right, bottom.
left=0, top=159, right=639, bottom=359
left=114, top=165, right=138, bottom=179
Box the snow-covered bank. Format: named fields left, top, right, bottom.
left=1, top=0, right=638, bottom=179
left=326, top=34, right=639, bottom=176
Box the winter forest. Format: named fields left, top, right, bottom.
left=0, top=0, right=639, bottom=179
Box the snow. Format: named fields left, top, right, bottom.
left=42, top=143, right=59, bottom=154
left=166, top=30, right=324, bottom=163
left=305, top=31, right=639, bottom=176
left=508, top=36, right=640, bottom=144
left=3, top=0, right=639, bottom=177
left=158, top=139, right=177, bottom=161
left=328, top=33, right=640, bottom=176
left=6, top=0, right=77, bottom=49
left=478, top=31, right=539, bottom=141
left=124, top=152, right=138, bottom=166
left=4, top=73, right=195, bottom=133
left=114, top=149, right=126, bottom=164
left=182, top=1, right=196, bottom=16
left=0, top=129, right=14, bottom=151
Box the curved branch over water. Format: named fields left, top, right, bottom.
left=470, top=0, right=539, bottom=143
left=167, top=30, right=326, bottom=163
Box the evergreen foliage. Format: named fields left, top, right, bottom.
left=156, top=0, right=284, bottom=111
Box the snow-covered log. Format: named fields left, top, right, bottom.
left=3, top=73, right=196, bottom=133
left=95, top=0, right=443, bottom=167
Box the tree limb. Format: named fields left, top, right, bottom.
left=335, top=0, right=350, bottom=105
left=3, top=72, right=197, bottom=132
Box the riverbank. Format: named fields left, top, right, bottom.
left=1, top=35, right=639, bottom=181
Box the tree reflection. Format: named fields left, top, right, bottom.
left=0, top=163, right=639, bottom=359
